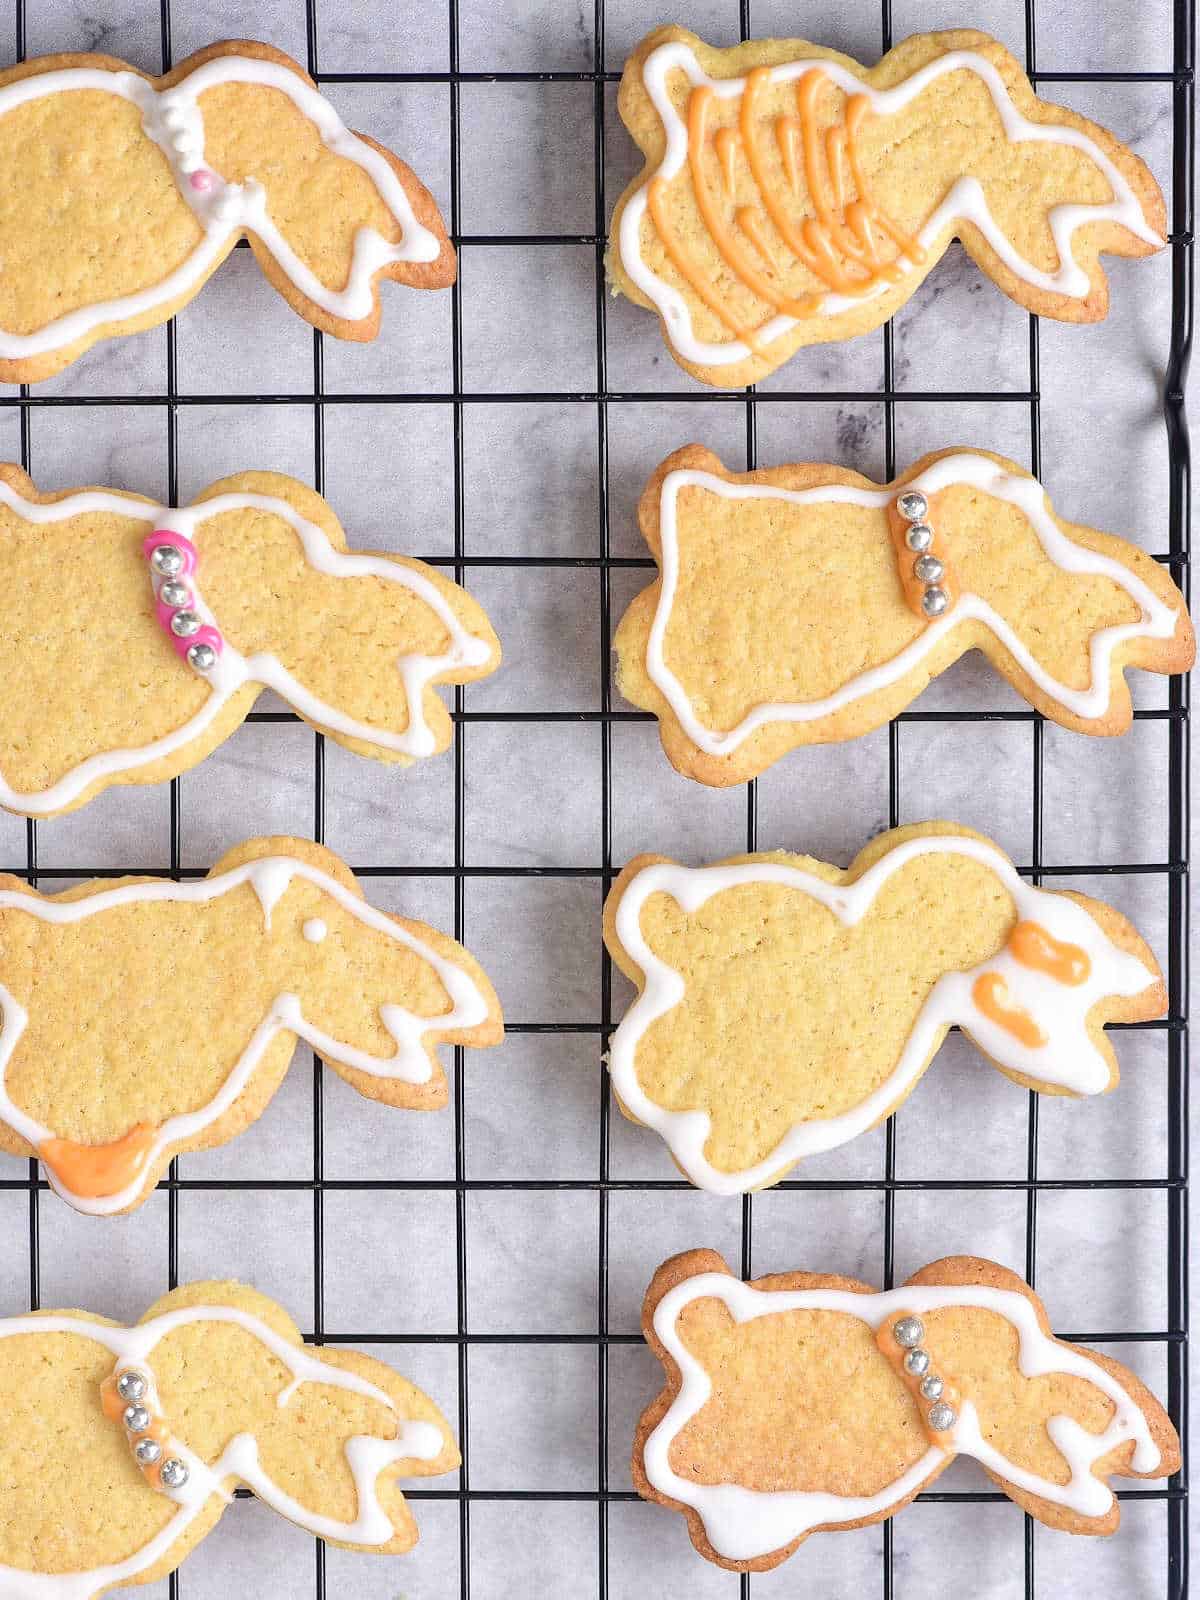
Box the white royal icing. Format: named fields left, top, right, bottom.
left=0, top=854, right=492, bottom=1214
left=0, top=1301, right=445, bottom=1598
left=0, top=479, right=493, bottom=814
left=646, top=1271, right=1161, bottom=1562
left=646, top=452, right=1178, bottom=754
left=609, top=834, right=1157, bottom=1194
left=0, top=55, right=441, bottom=360
left=618, top=41, right=1163, bottom=367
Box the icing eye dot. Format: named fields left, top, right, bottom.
left=303, top=919, right=327, bottom=944
left=190, top=170, right=214, bottom=192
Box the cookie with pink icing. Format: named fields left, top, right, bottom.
left=0, top=835, right=502, bottom=1215
left=614, top=444, right=1193, bottom=786
left=609, top=26, right=1166, bottom=387
left=604, top=822, right=1165, bottom=1194
left=635, top=1249, right=1180, bottom=1572
left=0, top=1278, right=459, bottom=1596
left=0, top=464, right=500, bottom=818
left=0, top=40, right=455, bottom=382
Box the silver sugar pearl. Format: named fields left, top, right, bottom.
left=905, top=523, right=933, bottom=553
left=169, top=609, right=202, bottom=638
left=134, top=1438, right=162, bottom=1466
left=913, top=554, right=944, bottom=584
left=920, top=1374, right=945, bottom=1402
left=123, top=1403, right=151, bottom=1433
left=892, top=1316, right=924, bottom=1349
left=187, top=641, right=217, bottom=673
left=158, top=579, right=190, bottom=608
left=150, top=544, right=184, bottom=578
left=921, top=586, right=950, bottom=618
left=115, top=1370, right=147, bottom=1403
left=159, top=1458, right=190, bottom=1490
left=927, top=1402, right=958, bottom=1433
left=897, top=490, right=928, bottom=521
left=903, top=1348, right=932, bottom=1377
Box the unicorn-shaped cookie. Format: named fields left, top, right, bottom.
left=0, top=1279, right=459, bottom=1596
left=636, top=1250, right=1180, bottom=1572
left=604, top=823, right=1165, bottom=1194
left=615, top=445, right=1192, bottom=786
left=0, top=836, right=502, bottom=1214
left=0, top=465, right=500, bottom=817
left=0, top=41, right=455, bottom=382
left=610, top=27, right=1166, bottom=387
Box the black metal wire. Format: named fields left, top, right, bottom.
left=1, top=0, right=1188, bottom=1594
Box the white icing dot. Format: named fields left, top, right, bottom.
left=303, top=919, right=327, bottom=944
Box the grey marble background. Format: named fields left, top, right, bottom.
left=0, top=0, right=1189, bottom=1596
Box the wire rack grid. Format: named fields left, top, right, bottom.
left=0, top=0, right=1189, bottom=1595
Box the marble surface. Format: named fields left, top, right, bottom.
left=0, top=0, right=1190, bottom=1596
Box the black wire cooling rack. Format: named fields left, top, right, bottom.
left=0, top=0, right=1190, bottom=1595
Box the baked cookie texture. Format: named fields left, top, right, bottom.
left=0, top=465, right=500, bottom=818
left=604, top=822, right=1165, bottom=1194
left=0, top=1279, right=459, bottom=1596
left=608, top=26, right=1167, bottom=387
left=635, top=1250, right=1180, bottom=1572
left=0, top=40, right=455, bottom=382
left=0, top=836, right=502, bottom=1215
left=614, top=445, right=1193, bottom=786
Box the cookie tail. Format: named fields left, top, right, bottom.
left=252, top=556, right=500, bottom=765
left=169, top=52, right=455, bottom=331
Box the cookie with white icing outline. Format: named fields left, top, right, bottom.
left=0, top=40, right=455, bottom=382
left=603, top=822, right=1164, bottom=1194
left=635, top=1249, right=1180, bottom=1572
left=608, top=26, right=1166, bottom=388
left=0, top=1278, right=459, bottom=1595
left=0, top=835, right=502, bottom=1215
left=0, top=465, right=500, bottom=817
left=614, top=445, right=1193, bottom=785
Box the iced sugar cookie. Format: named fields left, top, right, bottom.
left=609, top=26, right=1166, bottom=387
left=636, top=1250, right=1180, bottom=1571
left=0, top=40, right=455, bottom=381
left=0, top=1279, right=459, bottom=1595
left=614, top=445, right=1193, bottom=786
left=0, top=836, right=502, bottom=1214
left=0, top=465, right=500, bottom=817
left=604, top=822, right=1165, bottom=1193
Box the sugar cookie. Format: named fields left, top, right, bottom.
left=614, top=445, right=1193, bottom=785
left=609, top=27, right=1166, bottom=387
left=0, top=1279, right=458, bottom=1595
left=635, top=1249, right=1180, bottom=1571
left=604, top=823, right=1165, bottom=1193
left=0, top=836, right=502, bottom=1214
left=0, top=40, right=455, bottom=381
left=0, top=465, right=500, bottom=817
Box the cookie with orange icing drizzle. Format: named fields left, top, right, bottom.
left=0, top=835, right=502, bottom=1215
left=635, top=1250, right=1180, bottom=1573
left=0, top=1279, right=459, bottom=1594
left=613, top=444, right=1192, bottom=787
left=603, top=822, right=1166, bottom=1195
left=609, top=26, right=1166, bottom=387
